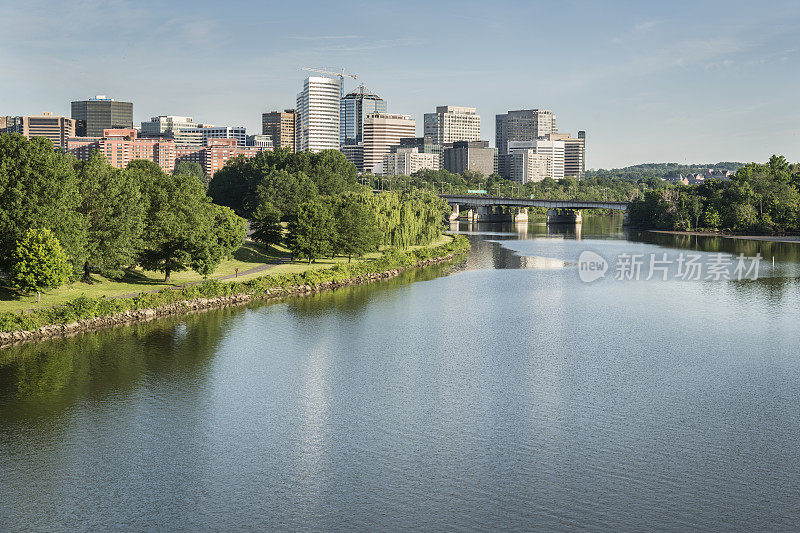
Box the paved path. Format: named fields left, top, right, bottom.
left=110, top=256, right=291, bottom=300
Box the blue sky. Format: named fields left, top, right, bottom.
left=1, top=0, right=798, bottom=168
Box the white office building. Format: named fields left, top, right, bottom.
left=141, top=115, right=198, bottom=135
left=423, top=106, right=480, bottom=144
left=296, top=76, right=341, bottom=152
left=383, top=147, right=439, bottom=176
left=507, top=139, right=565, bottom=182
left=181, top=125, right=247, bottom=147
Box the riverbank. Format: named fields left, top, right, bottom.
left=648, top=230, right=800, bottom=244
left=0, top=235, right=470, bottom=347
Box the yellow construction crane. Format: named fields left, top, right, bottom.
left=301, top=67, right=357, bottom=99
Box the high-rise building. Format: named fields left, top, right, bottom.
left=67, top=129, right=176, bottom=173
left=495, top=109, right=557, bottom=156
left=340, top=85, right=386, bottom=145
left=140, top=115, right=198, bottom=136
left=139, top=115, right=205, bottom=147
left=505, top=139, right=565, bottom=182
left=68, top=128, right=264, bottom=176
left=443, top=140, right=495, bottom=177
left=506, top=150, right=551, bottom=184
left=548, top=133, right=585, bottom=178
left=340, top=144, right=364, bottom=171
left=4, top=112, right=75, bottom=148
left=262, top=109, right=297, bottom=152
left=71, top=95, right=133, bottom=137
left=383, top=147, right=439, bottom=176
left=423, top=106, right=480, bottom=144
left=362, top=113, right=416, bottom=174
left=182, top=126, right=247, bottom=147
left=296, top=77, right=340, bottom=152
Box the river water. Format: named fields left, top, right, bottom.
left=1, top=217, right=799, bottom=531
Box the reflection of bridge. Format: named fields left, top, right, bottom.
left=439, top=194, right=630, bottom=223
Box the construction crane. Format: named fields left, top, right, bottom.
left=301, top=67, right=357, bottom=100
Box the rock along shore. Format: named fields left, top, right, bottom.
left=0, top=252, right=465, bottom=348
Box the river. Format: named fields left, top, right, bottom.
left=1, top=216, right=799, bottom=531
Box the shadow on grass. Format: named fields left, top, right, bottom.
left=0, top=284, right=19, bottom=302
left=233, top=241, right=287, bottom=263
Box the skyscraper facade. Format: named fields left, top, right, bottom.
left=262, top=109, right=297, bottom=152
left=70, top=95, right=133, bottom=137
left=383, top=148, right=439, bottom=176
left=340, top=85, right=386, bottom=145
left=505, top=139, right=565, bottom=182
left=443, top=140, right=495, bottom=177
left=423, top=106, right=480, bottom=144
left=548, top=133, right=586, bottom=178
left=495, top=109, right=557, bottom=156
left=296, top=77, right=340, bottom=152
left=4, top=112, right=75, bottom=148
left=362, top=113, right=416, bottom=174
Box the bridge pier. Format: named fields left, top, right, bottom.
left=514, top=207, right=529, bottom=223
left=448, top=203, right=460, bottom=222
left=547, top=208, right=582, bottom=224
left=622, top=209, right=630, bottom=226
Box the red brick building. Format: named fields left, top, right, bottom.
left=68, top=129, right=266, bottom=176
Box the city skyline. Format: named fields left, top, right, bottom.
left=2, top=0, right=799, bottom=168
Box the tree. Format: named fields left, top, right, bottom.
left=76, top=152, right=145, bottom=279
left=139, top=172, right=235, bottom=282
left=250, top=201, right=283, bottom=247
left=190, top=205, right=247, bottom=277
left=10, top=228, right=72, bottom=301
left=287, top=200, right=336, bottom=263
left=0, top=134, right=85, bottom=271
left=250, top=170, right=318, bottom=220
left=334, top=195, right=382, bottom=261
left=173, top=161, right=205, bottom=179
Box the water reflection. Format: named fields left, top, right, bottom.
left=1, top=217, right=800, bottom=531
left=0, top=308, right=238, bottom=423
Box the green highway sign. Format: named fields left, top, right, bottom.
left=467, top=189, right=487, bottom=194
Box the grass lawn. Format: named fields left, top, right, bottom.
left=0, top=240, right=287, bottom=313
left=0, top=235, right=455, bottom=313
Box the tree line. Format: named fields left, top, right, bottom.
left=209, top=149, right=450, bottom=263
left=586, top=162, right=744, bottom=181
left=0, top=134, right=247, bottom=297
left=628, top=156, right=800, bottom=234
left=361, top=168, right=650, bottom=202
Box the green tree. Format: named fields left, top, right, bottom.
left=190, top=205, right=247, bottom=277
left=0, top=134, right=86, bottom=271
left=250, top=169, right=318, bottom=220
left=334, top=195, right=382, bottom=261
left=10, top=228, right=73, bottom=301
left=173, top=161, right=205, bottom=179
left=250, top=201, right=283, bottom=246
left=287, top=200, right=336, bottom=263
left=139, top=172, right=230, bottom=281
left=76, top=152, right=145, bottom=279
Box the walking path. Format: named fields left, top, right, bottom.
left=111, top=256, right=291, bottom=300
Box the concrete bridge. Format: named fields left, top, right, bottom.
left=439, top=194, right=629, bottom=224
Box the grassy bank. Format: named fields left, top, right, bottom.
left=0, top=234, right=469, bottom=334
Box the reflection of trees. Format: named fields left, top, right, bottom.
left=631, top=232, right=800, bottom=263
left=0, top=308, right=236, bottom=423
left=285, top=262, right=460, bottom=316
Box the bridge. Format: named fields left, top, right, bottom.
left=438, top=194, right=629, bottom=223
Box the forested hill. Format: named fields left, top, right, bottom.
left=586, top=162, right=745, bottom=181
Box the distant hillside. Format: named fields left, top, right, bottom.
left=586, top=162, right=745, bottom=181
